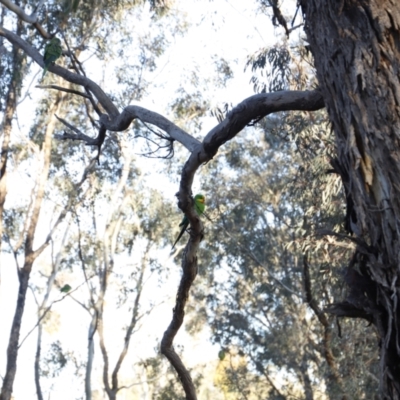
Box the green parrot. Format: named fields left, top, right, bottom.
left=60, top=284, right=72, bottom=293
left=42, top=37, right=63, bottom=77
left=171, top=193, right=205, bottom=250
left=218, top=350, right=226, bottom=361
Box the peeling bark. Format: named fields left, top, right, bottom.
left=300, top=0, right=400, bottom=397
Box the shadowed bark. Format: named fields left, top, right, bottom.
left=300, top=0, right=400, bottom=397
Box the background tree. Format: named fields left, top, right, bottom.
left=0, top=1, right=191, bottom=399
left=2, top=0, right=399, bottom=399
left=186, top=40, right=381, bottom=399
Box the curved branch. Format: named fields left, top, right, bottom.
left=1, top=0, right=38, bottom=23
left=1, top=25, right=326, bottom=400
left=0, top=25, right=325, bottom=157
left=36, top=84, right=92, bottom=99
left=103, top=90, right=323, bottom=155
left=0, top=0, right=49, bottom=38
left=178, top=89, right=325, bottom=214
left=0, top=25, right=119, bottom=117
left=99, top=106, right=200, bottom=152
left=203, top=89, right=324, bottom=153
left=162, top=88, right=324, bottom=399
left=160, top=240, right=199, bottom=400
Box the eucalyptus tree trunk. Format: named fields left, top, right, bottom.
left=300, top=0, right=400, bottom=397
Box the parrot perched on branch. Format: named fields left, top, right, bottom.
left=60, top=284, right=72, bottom=293
left=42, top=37, right=63, bottom=77
left=171, top=193, right=205, bottom=250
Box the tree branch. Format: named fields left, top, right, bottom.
left=0, top=25, right=119, bottom=117
left=160, top=244, right=199, bottom=400
left=54, top=114, right=99, bottom=145
left=99, top=106, right=200, bottom=152
left=0, top=25, right=324, bottom=156
left=303, top=254, right=349, bottom=398
left=36, top=84, right=92, bottom=100
left=0, top=0, right=49, bottom=38
left=161, top=90, right=324, bottom=400
left=1, top=19, right=327, bottom=400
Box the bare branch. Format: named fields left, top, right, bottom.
left=159, top=89, right=326, bottom=400
left=203, top=90, right=324, bottom=151
left=160, top=247, right=199, bottom=400
left=36, top=84, right=92, bottom=99
left=117, top=374, right=166, bottom=391
left=1, top=0, right=38, bottom=23
left=100, top=106, right=200, bottom=152
left=57, top=30, right=103, bottom=118
left=0, top=0, right=49, bottom=38
left=54, top=114, right=98, bottom=144
left=1, top=22, right=326, bottom=400
left=161, top=90, right=323, bottom=399
left=135, top=122, right=175, bottom=159
left=0, top=25, right=324, bottom=156
left=18, top=278, right=93, bottom=349
left=111, top=244, right=149, bottom=393
left=18, top=70, right=41, bottom=105
left=54, top=114, right=107, bottom=164
left=0, top=25, right=119, bottom=117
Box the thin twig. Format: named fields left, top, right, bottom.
left=36, top=84, right=92, bottom=99
left=18, top=276, right=95, bottom=349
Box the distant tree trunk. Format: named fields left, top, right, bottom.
left=0, top=17, right=25, bottom=400
left=0, top=270, right=30, bottom=400
left=300, top=0, right=400, bottom=397
left=34, top=324, right=44, bottom=400
left=0, top=7, right=24, bottom=291
left=0, top=100, right=61, bottom=400
left=85, top=314, right=97, bottom=400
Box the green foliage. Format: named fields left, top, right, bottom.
left=247, top=46, right=291, bottom=92
left=0, top=1, right=382, bottom=399
left=194, top=111, right=379, bottom=398
left=192, top=36, right=380, bottom=396
left=41, top=341, right=68, bottom=378
left=138, top=355, right=188, bottom=400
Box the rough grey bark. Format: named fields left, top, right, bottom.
left=300, top=0, right=400, bottom=397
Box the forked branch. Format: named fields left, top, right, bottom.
left=161, top=90, right=324, bottom=400
left=0, top=20, right=326, bottom=400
